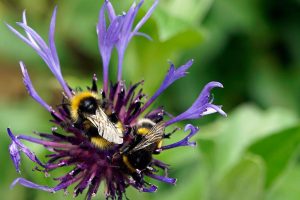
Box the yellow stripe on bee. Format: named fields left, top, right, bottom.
left=70, top=91, right=99, bottom=121
left=137, top=127, right=150, bottom=135
left=90, top=136, right=112, bottom=149
left=122, top=155, right=136, bottom=172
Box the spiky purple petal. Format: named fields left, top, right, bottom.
left=141, top=185, right=158, bottom=193
left=20, top=62, right=53, bottom=112
left=17, top=134, right=75, bottom=149
left=8, top=129, right=45, bottom=169
left=105, top=0, right=117, bottom=21
left=11, top=178, right=55, bottom=192
left=49, top=7, right=60, bottom=69
left=132, top=0, right=159, bottom=37
left=9, top=140, right=21, bottom=173
left=166, top=81, right=226, bottom=126
left=147, top=173, right=177, bottom=184
left=130, top=182, right=157, bottom=193
left=97, top=2, right=123, bottom=93
left=7, top=8, right=72, bottom=98
left=140, top=59, right=194, bottom=115
left=162, top=124, right=199, bottom=150
left=115, top=0, right=158, bottom=81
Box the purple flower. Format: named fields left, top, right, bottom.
left=7, top=0, right=226, bottom=199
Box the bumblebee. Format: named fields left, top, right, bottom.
left=70, top=91, right=123, bottom=149
left=121, top=119, right=165, bottom=172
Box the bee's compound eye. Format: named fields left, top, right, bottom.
left=79, top=97, right=98, bottom=114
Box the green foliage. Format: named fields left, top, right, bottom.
left=212, top=155, right=265, bottom=200
left=1, top=0, right=300, bottom=199
left=249, top=126, right=300, bottom=188
left=197, top=105, right=300, bottom=200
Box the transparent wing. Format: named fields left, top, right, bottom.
left=130, top=121, right=165, bottom=152
left=86, top=108, right=123, bottom=144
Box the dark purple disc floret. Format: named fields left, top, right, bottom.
left=7, top=0, right=226, bottom=199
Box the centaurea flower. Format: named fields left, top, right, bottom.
left=7, top=0, right=226, bottom=199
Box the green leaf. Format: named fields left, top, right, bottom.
left=150, top=0, right=209, bottom=41
left=198, top=104, right=298, bottom=181
left=157, top=162, right=206, bottom=200
left=266, top=163, right=300, bottom=200
left=211, top=154, right=265, bottom=200
left=248, top=126, right=300, bottom=188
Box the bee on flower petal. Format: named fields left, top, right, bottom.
left=69, top=90, right=124, bottom=149
left=121, top=119, right=165, bottom=173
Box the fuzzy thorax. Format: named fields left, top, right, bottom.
left=70, top=91, right=99, bottom=121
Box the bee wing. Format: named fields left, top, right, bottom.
left=86, top=108, right=123, bottom=144
left=130, top=121, right=165, bottom=153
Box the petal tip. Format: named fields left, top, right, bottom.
left=208, top=81, right=223, bottom=89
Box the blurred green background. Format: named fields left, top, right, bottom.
left=1, top=0, right=300, bottom=199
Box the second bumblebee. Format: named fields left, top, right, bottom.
left=121, top=118, right=165, bottom=172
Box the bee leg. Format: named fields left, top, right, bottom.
left=153, top=149, right=162, bottom=154
left=119, top=142, right=132, bottom=154
left=112, top=152, right=121, bottom=160
left=135, top=168, right=142, bottom=175
left=146, top=166, right=154, bottom=171
left=131, top=170, right=143, bottom=185
left=163, top=127, right=181, bottom=138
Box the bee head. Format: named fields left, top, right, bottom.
left=70, top=91, right=100, bottom=121
left=79, top=97, right=98, bottom=114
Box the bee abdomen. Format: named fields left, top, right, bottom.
left=123, top=150, right=153, bottom=172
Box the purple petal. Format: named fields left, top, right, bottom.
left=165, top=81, right=226, bottom=126
left=134, top=32, right=153, bottom=40
left=17, top=134, right=75, bottom=149
left=141, top=185, right=158, bottom=193
left=146, top=173, right=177, bottom=185
left=16, top=23, right=49, bottom=55
left=116, top=2, right=139, bottom=81
left=105, top=0, right=117, bottom=21
left=7, top=128, right=45, bottom=168
left=20, top=62, right=52, bottom=112
left=6, top=24, right=49, bottom=62
left=22, top=11, right=39, bottom=48
left=116, top=0, right=158, bottom=81
left=7, top=9, right=72, bottom=98
left=53, top=174, right=83, bottom=191
left=106, top=16, right=123, bottom=44
left=140, top=60, right=193, bottom=115
left=11, top=178, right=55, bottom=192
left=144, top=107, right=164, bottom=122
left=191, top=81, right=224, bottom=109
left=97, top=2, right=108, bottom=93
left=49, top=6, right=60, bottom=69
left=97, top=3, right=123, bottom=93
left=131, top=0, right=159, bottom=39
left=74, top=171, right=96, bottom=196
left=9, top=141, right=21, bottom=173
left=130, top=182, right=157, bottom=193
left=162, top=124, right=199, bottom=150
